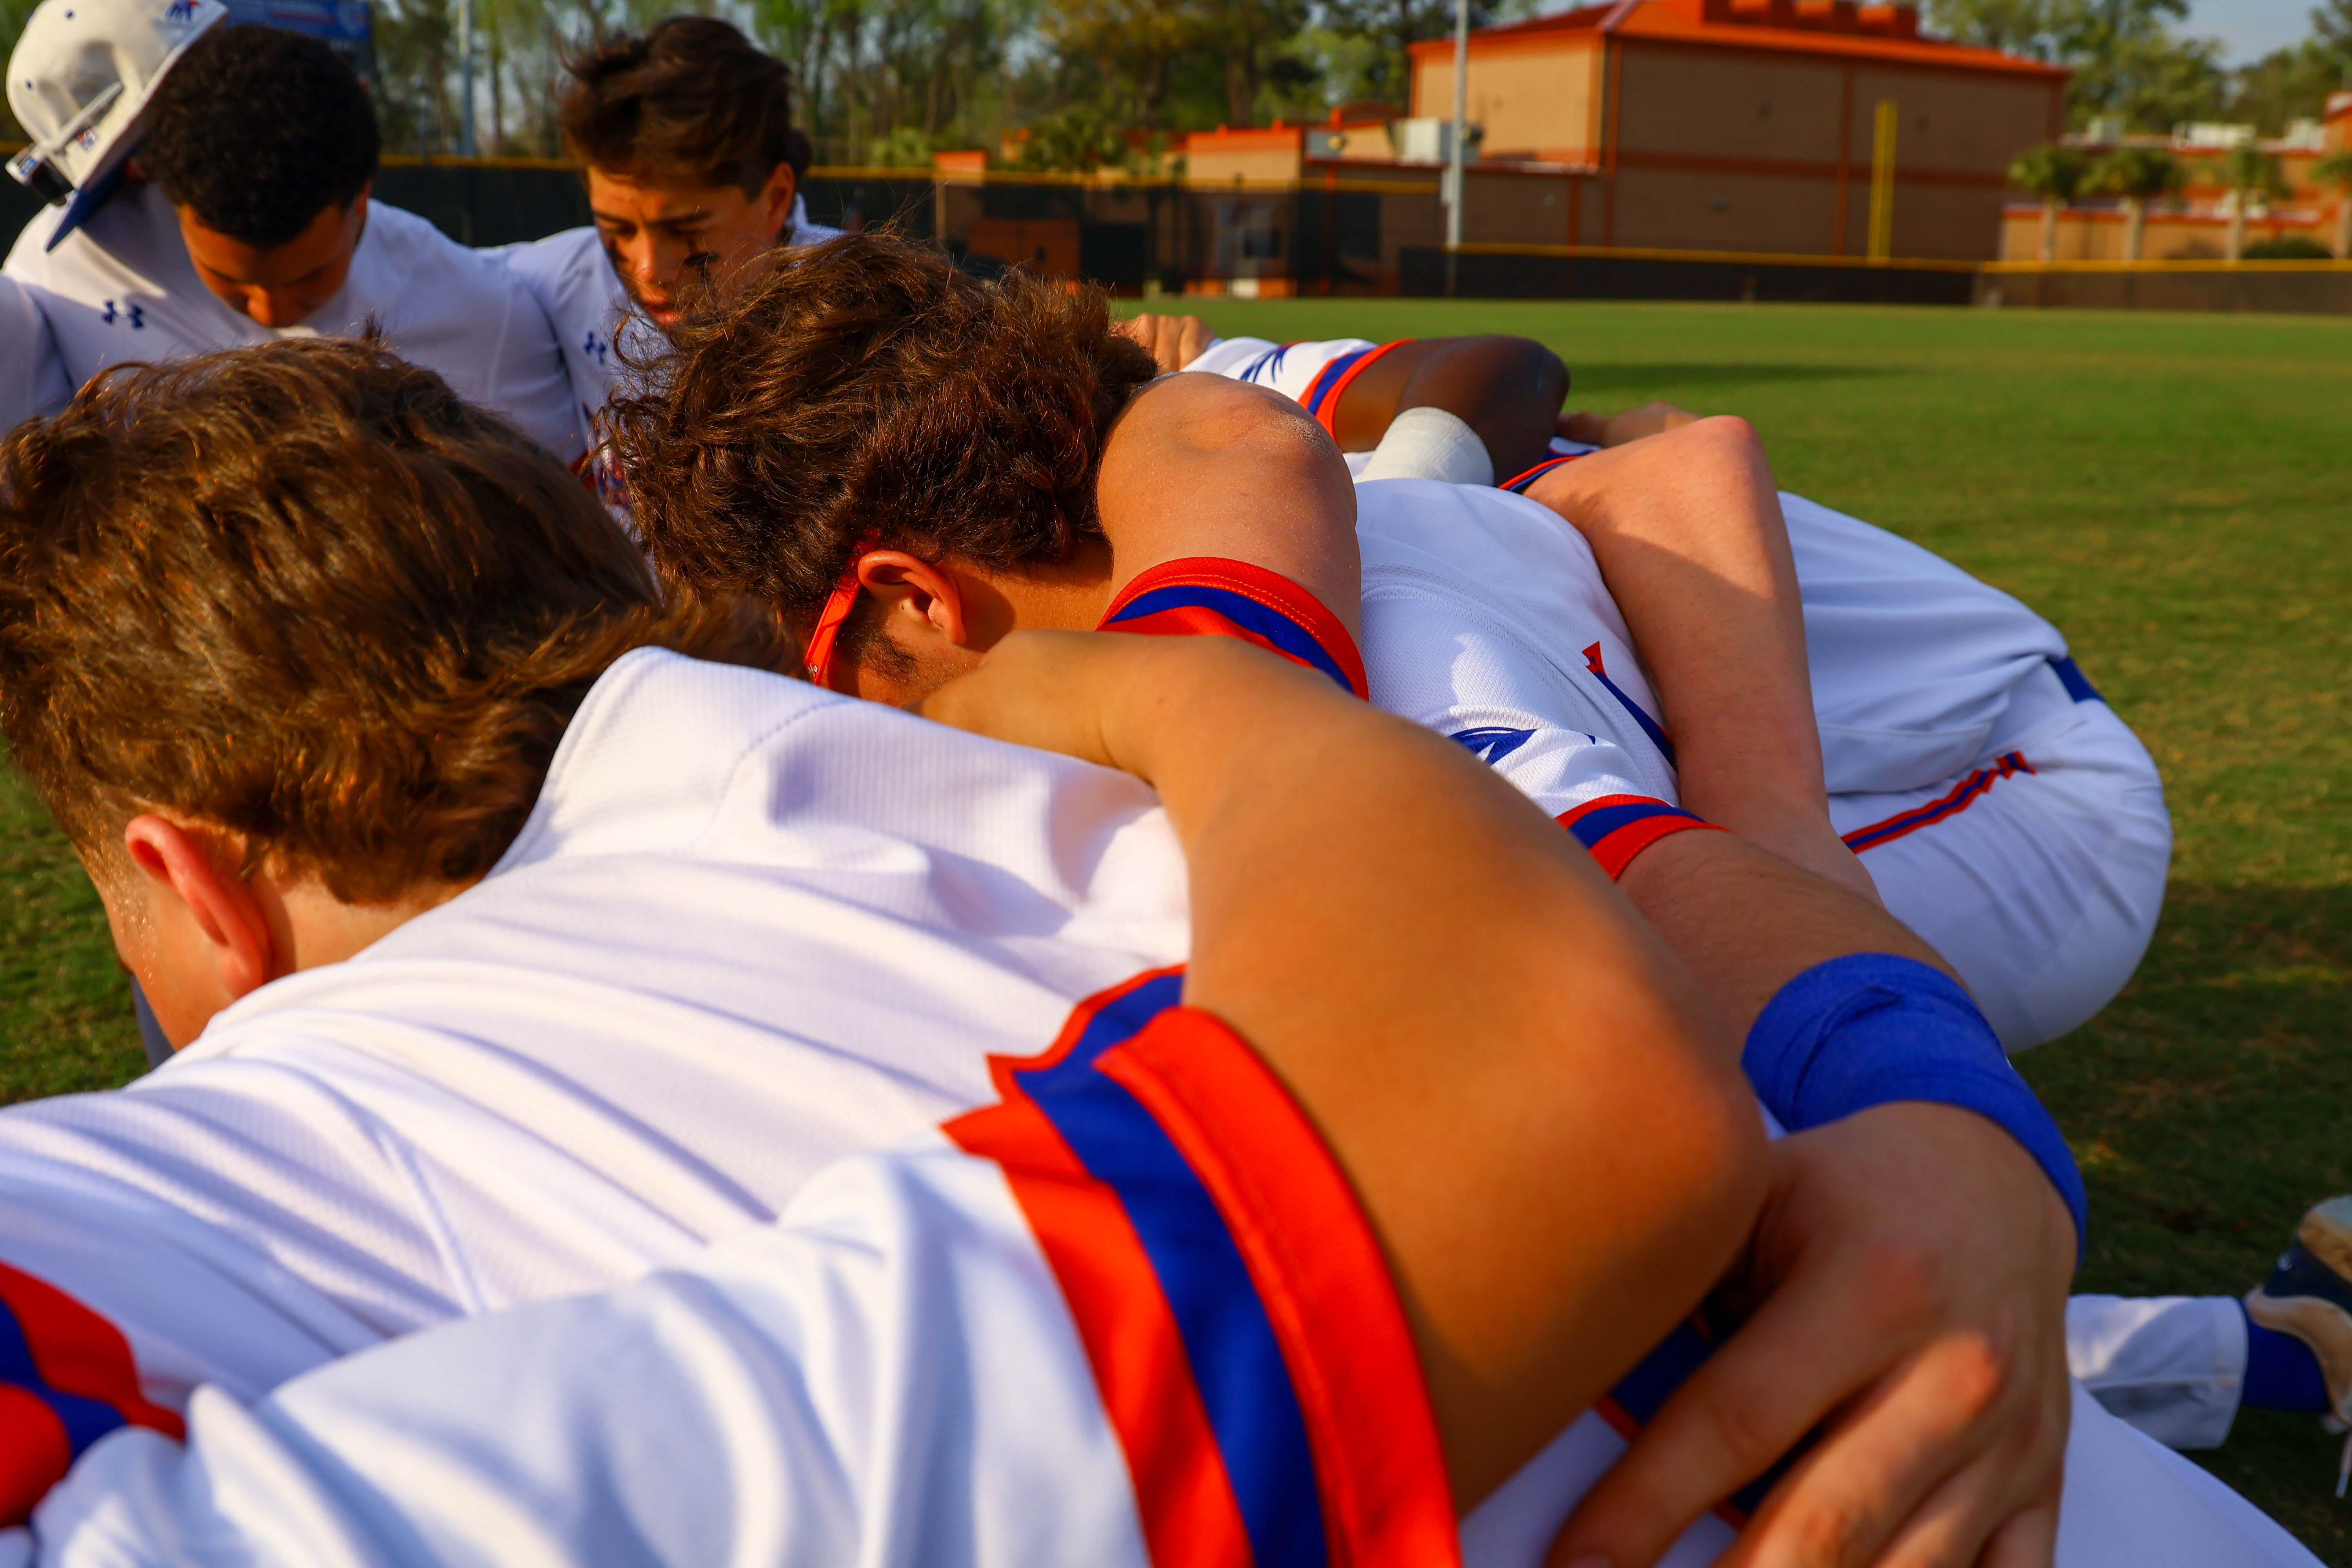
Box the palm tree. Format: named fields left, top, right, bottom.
left=2009, top=144, right=2087, bottom=263
left=2089, top=146, right=2184, bottom=263
left=2316, top=151, right=2352, bottom=261
left=2218, top=142, right=2287, bottom=262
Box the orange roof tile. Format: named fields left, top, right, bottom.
left=1408, top=0, right=2065, bottom=77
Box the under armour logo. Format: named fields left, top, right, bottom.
left=1450, top=726, right=1536, bottom=765
left=583, top=331, right=608, bottom=365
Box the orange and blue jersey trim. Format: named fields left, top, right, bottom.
left=1498, top=453, right=1584, bottom=493
left=946, top=969, right=1459, bottom=1568
left=1840, top=751, right=2036, bottom=854
left=1100, top=558, right=1370, bottom=701
left=0, top=1260, right=184, bottom=1525
left=1299, top=341, right=1410, bottom=438
left=1557, top=795, right=1724, bottom=880
left=1598, top=1308, right=1805, bottom=1529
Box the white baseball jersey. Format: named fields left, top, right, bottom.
left=0, top=648, right=2297, bottom=1564
left=491, top=198, right=848, bottom=446
left=1189, top=332, right=1389, bottom=437
left=1187, top=339, right=2171, bottom=1047
left=0, top=275, right=70, bottom=430
left=4, top=183, right=580, bottom=461
left=20, top=1045, right=2321, bottom=1568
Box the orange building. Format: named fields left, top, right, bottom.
left=1405, top=0, right=2064, bottom=259
left=1998, top=93, right=2352, bottom=261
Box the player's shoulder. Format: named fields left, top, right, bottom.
left=489, top=224, right=606, bottom=287
left=4, top=178, right=169, bottom=292
left=361, top=202, right=541, bottom=302
left=1, top=205, right=62, bottom=281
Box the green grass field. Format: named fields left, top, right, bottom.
left=4, top=297, right=2349, bottom=1553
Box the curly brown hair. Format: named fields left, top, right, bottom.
left=609, top=232, right=1157, bottom=642
left=0, top=338, right=789, bottom=904
left=560, top=17, right=802, bottom=195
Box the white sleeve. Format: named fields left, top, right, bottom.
left=0, top=279, right=71, bottom=428
left=0, top=1062, right=480, bottom=1514
left=27, top=1140, right=1150, bottom=1568
left=27, top=995, right=1466, bottom=1568
left=1181, top=335, right=1380, bottom=407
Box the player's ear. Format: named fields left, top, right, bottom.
left=756, top=160, right=797, bottom=241
left=120, top=815, right=279, bottom=1005
left=857, top=552, right=974, bottom=650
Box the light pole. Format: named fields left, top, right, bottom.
left=1445, top=0, right=1467, bottom=296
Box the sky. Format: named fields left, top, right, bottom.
left=2183, top=0, right=2324, bottom=63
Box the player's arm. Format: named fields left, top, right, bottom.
left=1523, top=417, right=1877, bottom=903
left=1094, top=369, right=1365, bottom=656
left=26, top=632, right=1764, bottom=1562
left=1323, top=336, right=1568, bottom=481
left=926, top=630, right=1765, bottom=1507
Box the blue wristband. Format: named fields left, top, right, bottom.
left=1743, top=953, right=2087, bottom=1250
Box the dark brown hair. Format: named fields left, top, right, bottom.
left=610, top=232, right=1157, bottom=638
left=0, top=338, right=788, bottom=903
left=142, top=24, right=381, bottom=251
left=560, top=17, right=798, bottom=195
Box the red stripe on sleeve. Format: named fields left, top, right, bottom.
left=946, top=973, right=1256, bottom=1568
left=0, top=1263, right=184, bottom=1441
left=1309, top=341, right=1411, bottom=436
left=1104, top=1009, right=1461, bottom=1568
left=0, top=1384, right=71, bottom=1527
left=1555, top=795, right=1726, bottom=880
left=1102, top=558, right=1369, bottom=700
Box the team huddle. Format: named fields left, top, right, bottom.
left=0, top=3, right=2341, bottom=1564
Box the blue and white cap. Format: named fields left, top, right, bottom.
left=6, top=0, right=228, bottom=249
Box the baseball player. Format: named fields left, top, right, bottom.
left=1159, top=327, right=2170, bottom=1051
left=2, top=4, right=578, bottom=461
left=9, top=642, right=2312, bottom=1568
left=2063, top=1197, right=2352, bottom=1466
left=610, top=235, right=2289, bottom=1560
left=0, top=338, right=2312, bottom=1564
left=488, top=15, right=842, bottom=484
left=1182, top=338, right=2341, bottom=1480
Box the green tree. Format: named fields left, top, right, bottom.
left=2088, top=144, right=2182, bottom=260
left=1195, top=0, right=1310, bottom=127
left=1035, top=0, right=1200, bottom=127
left=2217, top=141, right=2289, bottom=260
left=1012, top=100, right=1130, bottom=169
left=2221, top=40, right=2343, bottom=134
left=2009, top=142, right=2088, bottom=260
left=2313, top=149, right=2352, bottom=260
left=755, top=0, right=1020, bottom=162
left=1926, top=0, right=2225, bottom=130
left=1315, top=0, right=1501, bottom=112
left=2312, top=0, right=2352, bottom=61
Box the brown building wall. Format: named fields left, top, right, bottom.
left=1413, top=40, right=1601, bottom=161
left=1608, top=165, right=1842, bottom=252
left=1602, top=43, right=2051, bottom=257
left=1613, top=44, right=1848, bottom=165
left=1411, top=19, right=2058, bottom=260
